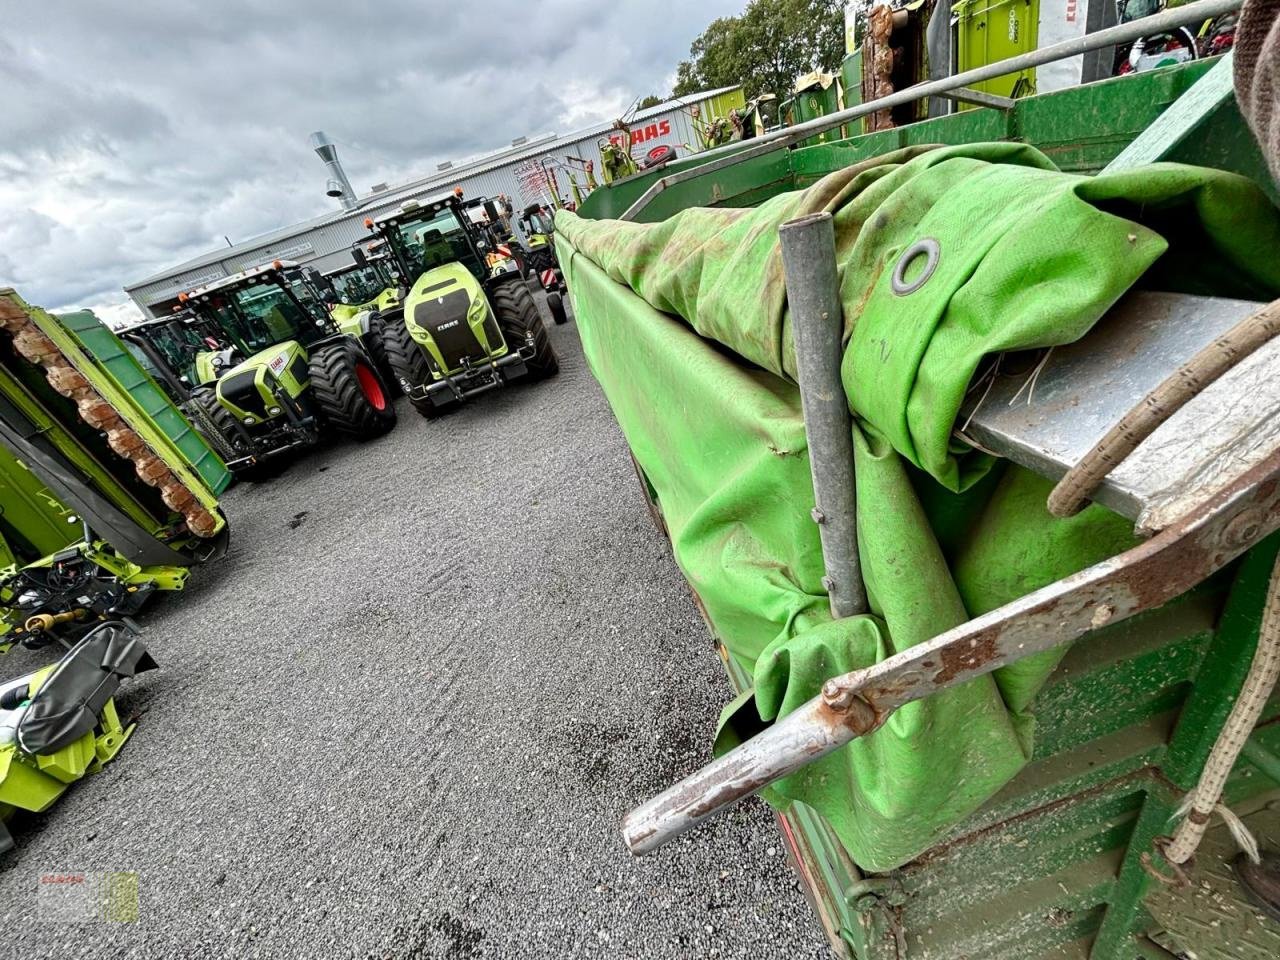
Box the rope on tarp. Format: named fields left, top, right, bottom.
left=1050, top=296, right=1280, bottom=883
left=1048, top=297, right=1280, bottom=518
left=1164, top=553, right=1280, bottom=866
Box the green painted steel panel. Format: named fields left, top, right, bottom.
left=953, top=0, right=1041, bottom=100
left=56, top=311, right=231, bottom=495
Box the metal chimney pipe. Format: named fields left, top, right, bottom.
left=310, top=131, right=357, bottom=210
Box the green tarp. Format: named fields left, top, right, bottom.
left=556, top=144, right=1280, bottom=870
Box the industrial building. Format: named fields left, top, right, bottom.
left=123, top=86, right=744, bottom=318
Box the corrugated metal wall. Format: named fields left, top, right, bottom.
left=126, top=88, right=743, bottom=317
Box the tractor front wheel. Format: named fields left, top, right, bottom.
left=186, top=387, right=240, bottom=461
left=493, top=281, right=558, bottom=381
left=380, top=317, right=447, bottom=419
left=364, top=312, right=402, bottom=398
left=309, top=339, right=397, bottom=439
left=190, top=387, right=286, bottom=483
left=546, top=291, right=568, bottom=326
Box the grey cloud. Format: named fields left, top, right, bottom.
left=0, top=1, right=743, bottom=317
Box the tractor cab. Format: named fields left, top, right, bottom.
left=374, top=194, right=489, bottom=284
left=185, top=261, right=335, bottom=352
left=517, top=203, right=567, bottom=308
left=364, top=193, right=559, bottom=419
left=520, top=204, right=555, bottom=239
left=121, top=311, right=230, bottom=401
left=321, top=250, right=399, bottom=320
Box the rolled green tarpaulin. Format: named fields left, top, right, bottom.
left=557, top=143, right=1280, bottom=871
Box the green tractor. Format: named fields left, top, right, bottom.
left=0, top=290, right=230, bottom=655
left=324, top=249, right=400, bottom=323
left=128, top=260, right=397, bottom=479
left=363, top=192, right=559, bottom=419
left=318, top=247, right=406, bottom=392
left=120, top=310, right=247, bottom=462
left=466, top=205, right=570, bottom=324
left=518, top=203, right=569, bottom=321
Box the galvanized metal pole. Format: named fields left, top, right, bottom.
left=622, top=693, right=876, bottom=856
left=779, top=213, right=867, bottom=619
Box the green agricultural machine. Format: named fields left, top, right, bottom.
left=1, top=619, right=156, bottom=853
left=318, top=247, right=405, bottom=393
left=562, top=5, right=1280, bottom=955
left=363, top=192, right=559, bottom=419
left=130, top=260, right=396, bottom=479
left=0, top=289, right=229, bottom=655
left=120, top=310, right=222, bottom=401
left=518, top=203, right=569, bottom=309
left=322, top=248, right=400, bottom=329
left=119, top=310, right=248, bottom=462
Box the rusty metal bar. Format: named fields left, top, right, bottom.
left=621, top=448, right=1280, bottom=855
left=779, top=213, right=866, bottom=619
left=619, top=0, right=1242, bottom=221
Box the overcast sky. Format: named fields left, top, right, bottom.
left=0, top=1, right=744, bottom=326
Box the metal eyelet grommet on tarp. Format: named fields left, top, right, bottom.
left=891, top=238, right=941, bottom=296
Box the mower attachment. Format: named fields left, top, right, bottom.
left=0, top=622, right=155, bottom=853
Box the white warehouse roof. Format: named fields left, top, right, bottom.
left=124, top=86, right=742, bottom=314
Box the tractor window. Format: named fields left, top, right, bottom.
left=329, top=265, right=384, bottom=306
left=526, top=210, right=554, bottom=235
left=133, top=322, right=210, bottom=385
left=395, top=208, right=483, bottom=279
left=201, top=297, right=260, bottom=354
left=229, top=285, right=321, bottom=349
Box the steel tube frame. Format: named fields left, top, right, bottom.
left=779, top=213, right=867, bottom=619
left=620, top=0, right=1242, bottom=221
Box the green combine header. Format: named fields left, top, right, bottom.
left=0, top=289, right=229, bottom=653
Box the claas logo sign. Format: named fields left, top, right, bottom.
left=609, top=119, right=672, bottom=148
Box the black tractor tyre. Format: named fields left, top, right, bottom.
left=308, top=339, right=397, bottom=439
left=526, top=246, right=555, bottom=276
left=363, top=312, right=402, bottom=398
left=380, top=316, right=446, bottom=419
left=189, top=387, right=286, bottom=483
left=186, top=387, right=239, bottom=460
left=492, top=281, right=558, bottom=381
left=546, top=291, right=569, bottom=326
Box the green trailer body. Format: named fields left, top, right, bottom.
left=575, top=60, right=1278, bottom=221
left=561, top=58, right=1280, bottom=959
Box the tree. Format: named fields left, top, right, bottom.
left=636, top=94, right=664, bottom=110
left=671, top=0, right=846, bottom=101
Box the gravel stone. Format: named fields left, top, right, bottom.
left=0, top=303, right=831, bottom=959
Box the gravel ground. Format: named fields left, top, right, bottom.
left=0, top=304, right=831, bottom=959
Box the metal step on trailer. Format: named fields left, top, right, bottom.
left=956, top=291, right=1280, bottom=535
